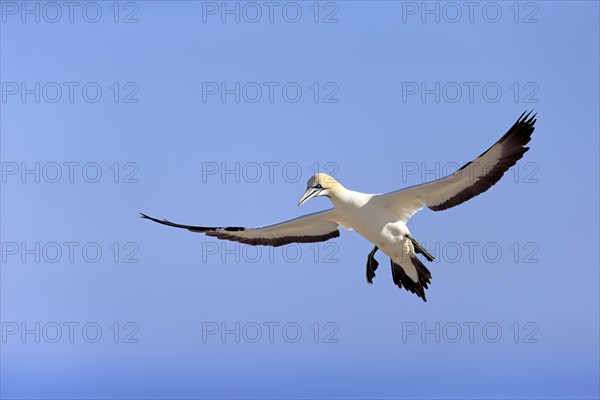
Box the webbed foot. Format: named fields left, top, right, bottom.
left=366, top=246, right=379, bottom=284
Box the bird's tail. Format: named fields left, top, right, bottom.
left=390, top=256, right=432, bottom=302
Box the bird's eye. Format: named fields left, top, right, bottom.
left=315, top=184, right=323, bottom=189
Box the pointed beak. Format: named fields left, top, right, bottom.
left=298, top=187, right=321, bottom=206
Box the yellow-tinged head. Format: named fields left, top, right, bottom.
left=298, top=173, right=344, bottom=206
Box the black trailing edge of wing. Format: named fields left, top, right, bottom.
left=206, top=230, right=340, bottom=247
left=428, top=111, right=536, bottom=212
left=140, top=213, right=340, bottom=247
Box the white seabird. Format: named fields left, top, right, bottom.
left=142, top=112, right=537, bottom=301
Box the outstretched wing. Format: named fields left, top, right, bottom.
left=141, top=209, right=344, bottom=247
left=377, top=111, right=536, bottom=222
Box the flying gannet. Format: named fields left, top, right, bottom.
left=142, top=112, right=537, bottom=301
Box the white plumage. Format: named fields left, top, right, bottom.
left=142, top=112, right=536, bottom=301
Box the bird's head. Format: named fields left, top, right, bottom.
left=298, top=173, right=342, bottom=206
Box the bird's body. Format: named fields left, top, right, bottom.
left=324, top=188, right=418, bottom=280
left=142, top=112, right=537, bottom=301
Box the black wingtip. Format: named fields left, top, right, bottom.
left=140, top=212, right=173, bottom=226
left=518, top=110, right=528, bottom=121
left=139, top=213, right=229, bottom=233
left=140, top=212, right=159, bottom=222
left=518, top=110, right=537, bottom=126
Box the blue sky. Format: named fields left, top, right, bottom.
left=1, top=1, right=599, bottom=399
